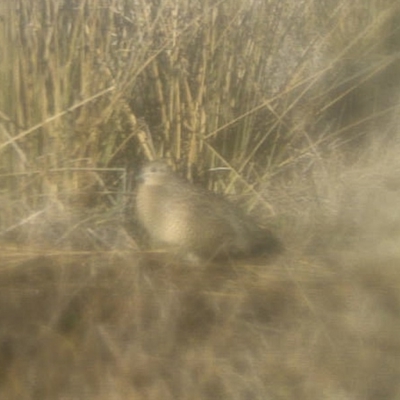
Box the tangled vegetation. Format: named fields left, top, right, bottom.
left=0, top=0, right=400, bottom=398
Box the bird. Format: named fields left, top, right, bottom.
left=135, top=160, right=282, bottom=262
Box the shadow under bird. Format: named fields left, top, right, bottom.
left=136, top=160, right=282, bottom=262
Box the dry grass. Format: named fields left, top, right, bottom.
left=1, top=147, right=400, bottom=399
left=1, top=0, right=400, bottom=398
left=1, top=234, right=399, bottom=399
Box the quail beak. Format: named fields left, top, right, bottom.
left=136, top=171, right=145, bottom=183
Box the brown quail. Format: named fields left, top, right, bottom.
left=136, top=160, right=282, bottom=261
